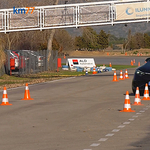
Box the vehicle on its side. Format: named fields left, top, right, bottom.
left=132, top=58, right=150, bottom=95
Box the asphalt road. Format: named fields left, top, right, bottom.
left=62, top=56, right=148, bottom=66
left=0, top=67, right=150, bottom=150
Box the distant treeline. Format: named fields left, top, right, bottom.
left=1, top=27, right=150, bottom=53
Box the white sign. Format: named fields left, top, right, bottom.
left=66, top=58, right=96, bottom=69
left=115, top=2, right=150, bottom=20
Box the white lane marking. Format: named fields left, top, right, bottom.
left=139, top=110, right=145, bottom=113
left=132, top=115, right=138, bottom=117
left=112, top=129, right=120, bottom=132
left=98, top=138, right=108, bottom=141
left=123, top=122, right=130, bottom=125
left=129, top=118, right=134, bottom=121
left=90, top=143, right=100, bottom=147
left=118, top=125, right=125, bottom=128
left=136, top=113, right=141, bottom=115
left=46, top=77, right=76, bottom=83
left=105, top=133, right=114, bottom=137
left=83, top=149, right=92, bottom=150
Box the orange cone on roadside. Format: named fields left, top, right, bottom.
left=132, top=87, right=143, bottom=105
left=142, top=83, right=150, bottom=100
left=22, top=83, right=34, bottom=100
left=133, top=59, right=135, bottom=63
left=112, top=71, right=119, bottom=82
left=109, top=62, right=112, bottom=67
left=131, top=60, right=134, bottom=66
left=64, top=54, right=66, bottom=59
left=120, top=91, right=135, bottom=112
left=125, top=69, right=129, bottom=79
left=138, top=62, right=140, bottom=67
left=119, top=70, right=124, bottom=80
left=123, top=73, right=126, bottom=79
left=92, top=67, right=97, bottom=74
left=0, top=87, right=12, bottom=105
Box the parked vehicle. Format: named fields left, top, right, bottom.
left=4, top=50, right=39, bottom=75
left=4, top=50, right=20, bottom=74
left=17, top=50, right=44, bottom=67
left=14, top=50, right=39, bottom=70
left=132, top=58, right=150, bottom=95
left=29, top=51, right=44, bottom=67
left=4, top=49, right=56, bottom=75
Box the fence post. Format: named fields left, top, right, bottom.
left=7, top=51, right=10, bottom=75
left=45, top=50, right=48, bottom=71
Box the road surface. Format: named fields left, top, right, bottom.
left=0, top=67, right=150, bottom=150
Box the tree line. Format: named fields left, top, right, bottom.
left=75, top=27, right=109, bottom=50
left=123, top=29, right=150, bottom=50
left=75, top=28, right=150, bottom=51
left=1, top=27, right=150, bottom=53
left=0, top=29, right=74, bottom=52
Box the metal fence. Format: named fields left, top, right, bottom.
left=0, top=65, right=5, bottom=77
left=4, top=50, right=58, bottom=76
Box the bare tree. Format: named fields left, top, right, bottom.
left=54, top=29, right=74, bottom=52
left=47, top=0, right=59, bottom=63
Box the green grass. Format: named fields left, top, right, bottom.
left=38, top=70, right=88, bottom=76
left=111, top=65, right=137, bottom=70
left=0, top=74, right=30, bottom=80
left=0, top=64, right=137, bottom=87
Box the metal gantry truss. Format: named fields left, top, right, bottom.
left=0, top=0, right=149, bottom=33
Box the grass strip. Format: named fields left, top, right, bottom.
left=0, top=64, right=137, bottom=88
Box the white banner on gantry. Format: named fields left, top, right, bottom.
left=79, top=5, right=110, bottom=23
left=44, top=7, right=75, bottom=26
left=8, top=10, right=39, bottom=29
left=0, top=13, right=3, bottom=29
left=0, top=0, right=148, bottom=33
left=115, top=2, right=150, bottom=20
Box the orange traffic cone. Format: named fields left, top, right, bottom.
left=142, top=83, right=150, bottom=100
left=112, top=71, right=119, bottom=82
left=133, top=59, right=135, bottom=64
left=0, top=87, right=12, bottom=105
left=92, top=67, right=97, bottom=74
left=131, top=60, right=134, bottom=66
left=125, top=69, right=129, bottom=79
left=138, top=62, right=140, bottom=67
left=109, top=62, right=112, bottom=67
left=132, top=87, right=143, bottom=105
left=120, top=91, right=135, bottom=112
left=22, top=83, right=34, bottom=100
left=123, top=73, right=126, bottom=80
left=119, top=70, right=124, bottom=80
left=64, top=54, right=66, bottom=59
